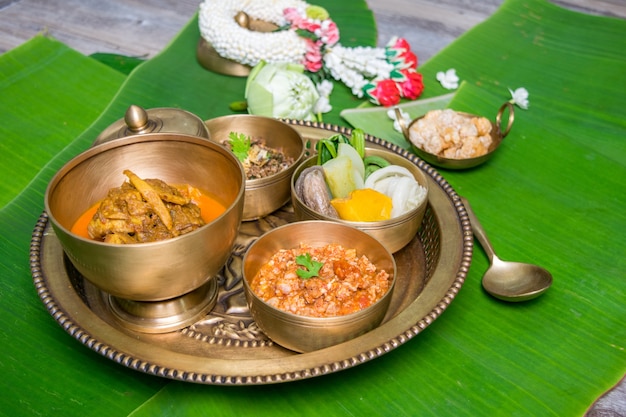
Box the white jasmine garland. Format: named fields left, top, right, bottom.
left=200, top=0, right=424, bottom=110
left=323, top=45, right=395, bottom=98
left=328, top=45, right=394, bottom=78
left=198, top=0, right=308, bottom=67
left=323, top=52, right=367, bottom=97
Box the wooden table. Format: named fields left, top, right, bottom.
left=1, top=0, right=624, bottom=415
left=2, top=0, right=625, bottom=57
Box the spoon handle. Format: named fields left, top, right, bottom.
left=460, top=197, right=498, bottom=263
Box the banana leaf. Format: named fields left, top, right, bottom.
left=340, top=92, right=456, bottom=148
left=0, top=36, right=167, bottom=416
left=1, top=0, right=625, bottom=416
left=89, top=52, right=145, bottom=75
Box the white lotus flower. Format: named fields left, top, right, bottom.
left=436, top=68, right=460, bottom=90
left=245, top=61, right=320, bottom=121
left=509, top=87, right=529, bottom=109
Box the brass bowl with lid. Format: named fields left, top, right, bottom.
left=397, top=102, right=515, bottom=170
left=93, top=104, right=210, bottom=146
left=45, top=133, right=245, bottom=333
left=205, top=114, right=305, bottom=221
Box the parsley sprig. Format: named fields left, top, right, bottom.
left=295, top=253, right=324, bottom=279
left=228, top=131, right=251, bottom=162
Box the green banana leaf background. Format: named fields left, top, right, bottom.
left=1, top=0, right=625, bottom=416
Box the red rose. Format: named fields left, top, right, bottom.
left=398, top=69, right=424, bottom=99
left=320, top=20, right=340, bottom=46
left=284, top=8, right=305, bottom=26
left=386, top=37, right=418, bottom=69
left=388, top=37, right=411, bottom=51
left=366, top=79, right=401, bottom=107
left=304, top=39, right=324, bottom=72
left=398, top=50, right=418, bottom=69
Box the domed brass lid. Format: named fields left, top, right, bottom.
left=93, top=104, right=210, bottom=146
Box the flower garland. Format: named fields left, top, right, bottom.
left=198, top=0, right=309, bottom=67
left=198, top=0, right=424, bottom=108
left=322, top=37, right=423, bottom=107
left=282, top=6, right=424, bottom=107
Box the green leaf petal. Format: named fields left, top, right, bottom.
left=246, top=81, right=275, bottom=117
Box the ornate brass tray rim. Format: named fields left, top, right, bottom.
left=31, top=120, right=472, bottom=385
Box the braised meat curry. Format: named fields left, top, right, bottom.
left=85, top=170, right=205, bottom=244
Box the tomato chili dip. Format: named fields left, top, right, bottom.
left=250, top=243, right=391, bottom=318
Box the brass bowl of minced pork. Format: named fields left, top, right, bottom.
left=242, top=220, right=397, bottom=353
left=45, top=133, right=245, bottom=302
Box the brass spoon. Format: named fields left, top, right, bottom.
left=461, top=197, right=553, bottom=302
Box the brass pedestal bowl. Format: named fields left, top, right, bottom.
left=291, top=148, right=429, bottom=253
left=205, top=114, right=305, bottom=221
left=44, top=133, right=245, bottom=333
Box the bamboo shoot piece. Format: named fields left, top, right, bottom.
left=123, top=169, right=174, bottom=231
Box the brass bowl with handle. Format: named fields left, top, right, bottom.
left=396, top=102, right=514, bottom=170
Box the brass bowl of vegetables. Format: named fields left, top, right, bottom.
left=291, top=130, right=429, bottom=253
left=242, top=220, right=397, bottom=353
left=45, top=133, right=245, bottom=327
left=205, top=115, right=305, bottom=221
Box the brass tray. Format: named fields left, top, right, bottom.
left=30, top=121, right=472, bottom=385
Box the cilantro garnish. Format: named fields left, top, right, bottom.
left=295, top=253, right=324, bottom=279
left=228, top=131, right=251, bottom=162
